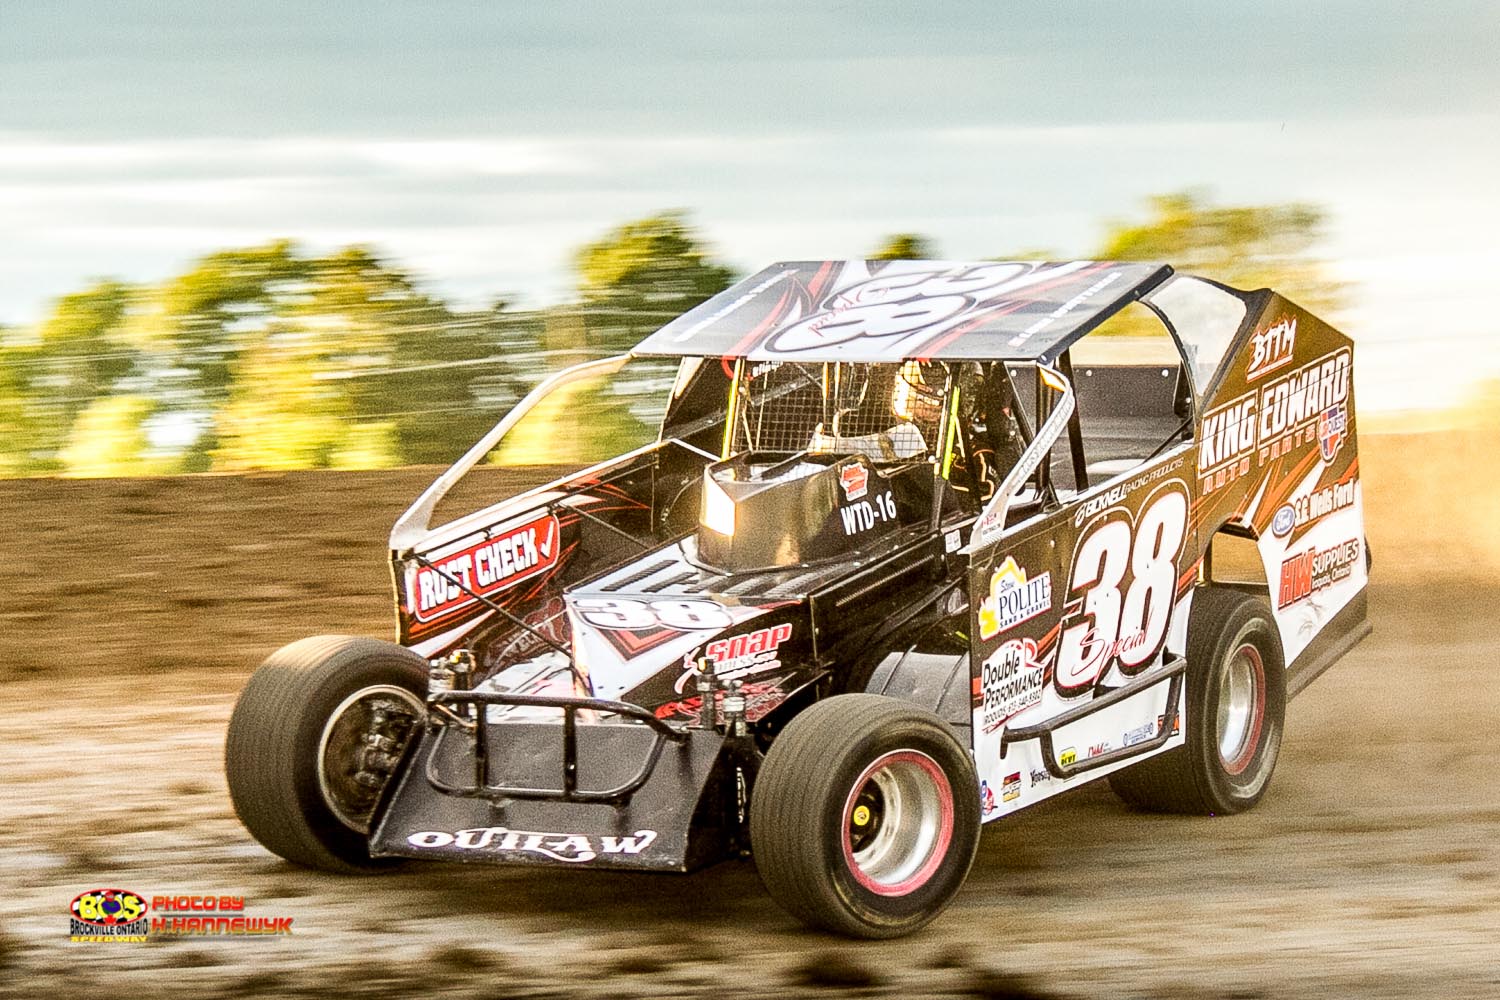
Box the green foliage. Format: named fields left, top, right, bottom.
left=57, top=395, right=169, bottom=478
left=0, top=195, right=1355, bottom=479
left=1098, top=190, right=1343, bottom=314
left=490, top=373, right=657, bottom=468
left=0, top=347, right=49, bottom=475
left=573, top=211, right=733, bottom=353
left=211, top=336, right=355, bottom=471
left=869, top=233, right=938, bottom=260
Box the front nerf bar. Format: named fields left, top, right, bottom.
left=423, top=691, right=689, bottom=805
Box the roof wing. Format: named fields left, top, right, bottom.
left=631, top=259, right=1172, bottom=363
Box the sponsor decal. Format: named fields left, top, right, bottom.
left=1247, top=317, right=1297, bottom=381
left=407, top=826, right=658, bottom=863
left=1272, top=478, right=1358, bottom=539
left=1122, top=721, right=1155, bottom=747
left=839, top=488, right=898, bottom=536
left=1001, top=772, right=1022, bottom=802
left=1198, top=347, right=1352, bottom=495
left=1155, top=712, right=1182, bottom=737
left=410, top=513, right=561, bottom=622
left=1318, top=403, right=1348, bottom=462
left=980, top=780, right=998, bottom=817
left=944, top=529, right=961, bottom=554
left=1072, top=456, right=1188, bottom=528
left=977, top=557, right=1053, bottom=639
left=979, top=637, right=1046, bottom=732
left=70, top=889, right=149, bottom=943
left=839, top=462, right=869, bottom=501
left=488, top=594, right=570, bottom=664
left=1059, top=747, right=1077, bottom=767
left=1029, top=768, right=1052, bottom=785
left=1278, top=537, right=1361, bottom=610
left=1198, top=390, right=1258, bottom=478
left=1087, top=741, right=1112, bottom=759
left=673, top=623, right=794, bottom=693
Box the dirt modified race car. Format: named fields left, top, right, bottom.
left=226, top=259, right=1371, bottom=937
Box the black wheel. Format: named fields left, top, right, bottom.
left=1109, top=587, right=1286, bottom=815
left=225, top=636, right=427, bottom=872
left=749, top=694, right=980, bottom=938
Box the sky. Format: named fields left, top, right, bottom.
left=2, top=1, right=1498, bottom=410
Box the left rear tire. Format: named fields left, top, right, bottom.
left=749, top=694, right=980, bottom=938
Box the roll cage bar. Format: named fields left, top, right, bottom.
left=391, top=343, right=1190, bottom=557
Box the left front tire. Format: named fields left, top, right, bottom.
left=225, top=636, right=427, bottom=872
left=749, top=694, right=980, bottom=938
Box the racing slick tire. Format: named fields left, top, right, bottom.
left=749, top=694, right=980, bottom=938
left=1108, top=587, right=1286, bottom=815
left=225, top=636, right=427, bottom=873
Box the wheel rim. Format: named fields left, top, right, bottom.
left=1215, top=643, right=1266, bottom=776
left=317, top=684, right=424, bottom=833
left=840, top=750, right=954, bottom=897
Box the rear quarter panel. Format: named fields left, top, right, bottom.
left=1193, top=293, right=1368, bottom=687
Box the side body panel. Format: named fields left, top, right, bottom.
left=966, top=447, right=1199, bottom=821
left=1192, top=294, right=1369, bottom=690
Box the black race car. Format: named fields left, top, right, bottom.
left=226, top=260, right=1370, bottom=937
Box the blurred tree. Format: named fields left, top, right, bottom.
left=490, top=376, right=655, bottom=467
left=34, top=281, right=140, bottom=419
left=0, top=282, right=146, bottom=472
left=1098, top=190, right=1343, bottom=314
left=573, top=211, right=733, bottom=353
left=57, top=395, right=170, bottom=477
left=0, top=346, right=50, bottom=475
left=154, top=241, right=309, bottom=393
left=207, top=246, right=507, bottom=471
left=870, top=233, right=938, bottom=260
left=0, top=242, right=535, bottom=476
left=211, top=334, right=369, bottom=471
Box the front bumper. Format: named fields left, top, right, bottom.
left=369, top=692, right=743, bottom=872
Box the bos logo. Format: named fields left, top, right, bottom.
left=71, top=888, right=147, bottom=926
left=1271, top=504, right=1297, bottom=538
left=70, top=888, right=150, bottom=942
left=839, top=463, right=869, bottom=501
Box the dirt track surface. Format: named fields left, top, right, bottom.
left=2, top=439, right=1498, bottom=998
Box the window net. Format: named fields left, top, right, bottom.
left=730, top=361, right=948, bottom=462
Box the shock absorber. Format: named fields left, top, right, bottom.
left=694, top=657, right=720, bottom=730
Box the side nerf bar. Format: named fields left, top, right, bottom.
left=423, top=691, right=689, bottom=805
left=1000, top=656, right=1186, bottom=780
